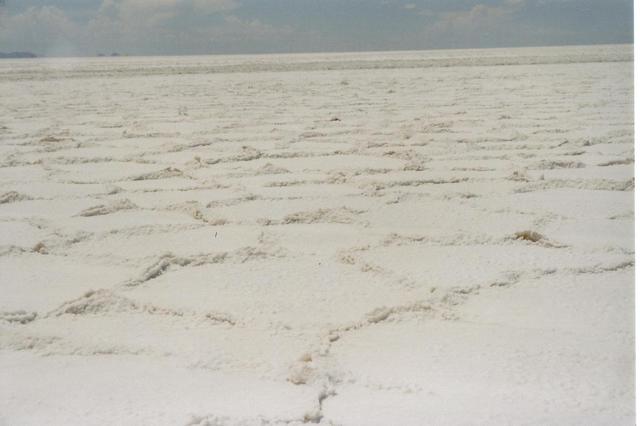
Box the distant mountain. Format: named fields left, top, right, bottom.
left=0, top=52, right=37, bottom=59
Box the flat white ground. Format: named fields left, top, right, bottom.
left=0, top=45, right=634, bottom=425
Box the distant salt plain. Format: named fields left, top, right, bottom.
left=0, top=44, right=634, bottom=425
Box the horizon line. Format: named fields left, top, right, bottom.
left=1, top=41, right=633, bottom=60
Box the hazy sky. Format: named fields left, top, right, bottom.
left=0, top=0, right=633, bottom=56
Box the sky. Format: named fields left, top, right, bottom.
left=0, top=0, right=633, bottom=56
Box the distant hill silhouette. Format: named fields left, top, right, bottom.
left=0, top=52, right=37, bottom=59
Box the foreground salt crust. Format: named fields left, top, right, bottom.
left=0, top=45, right=634, bottom=425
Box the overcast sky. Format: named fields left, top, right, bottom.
left=0, top=0, right=633, bottom=56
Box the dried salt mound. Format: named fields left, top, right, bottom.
left=264, top=179, right=308, bottom=188
left=385, top=176, right=469, bottom=188
left=125, top=245, right=280, bottom=288
left=516, top=178, right=634, bottom=192
left=186, top=415, right=310, bottom=426
left=1, top=332, right=60, bottom=352
left=326, top=171, right=350, bottom=184
left=282, top=207, right=363, bottom=225
left=32, top=242, right=48, bottom=254
left=598, top=158, right=634, bottom=167
left=288, top=353, right=316, bottom=385
left=211, top=146, right=262, bottom=163
left=204, top=312, right=237, bottom=326
left=300, top=131, right=326, bottom=139
left=0, top=310, right=37, bottom=324
left=168, top=201, right=227, bottom=225
left=514, top=230, right=545, bottom=243
left=49, top=288, right=240, bottom=332
left=126, top=254, right=193, bottom=287
left=39, top=135, right=66, bottom=143
left=236, top=146, right=263, bottom=161
left=125, top=248, right=276, bottom=287
left=0, top=191, right=31, bottom=204
left=366, top=307, right=393, bottom=323
left=513, top=230, right=564, bottom=248
left=77, top=199, right=137, bottom=217
left=605, top=178, right=634, bottom=191
left=131, top=167, right=184, bottom=181
left=403, top=160, right=425, bottom=171
left=363, top=302, right=435, bottom=325
left=51, top=290, right=141, bottom=316
left=534, top=160, right=585, bottom=170
left=257, top=162, right=290, bottom=175
left=508, top=170, right=530, bottom=182
left=105, top=185, right=122, bottom=195
left=49, top=289, right=184, bottom=317
left=382, top=149, right=420, bottom=161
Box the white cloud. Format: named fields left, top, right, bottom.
left=433, top=2, right=518, bottom=32
left=82, top=0, right=294, bottom=54
left=0, top=0, right=246, bottom=55
left=220, top=15, right=294, bottom=39
left=421, top=0, right=527, bottom=47
left=0, top=6, right=82, bottom=55
left=192, top=0, right=238, bottom=14
left=418, top=9, right=435, bottom=18
left=100, top=0, right=236, bottom=21
left=0, top=0, right=632, bottom=55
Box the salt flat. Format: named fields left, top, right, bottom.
left=0, top=45, right=634, bottom=425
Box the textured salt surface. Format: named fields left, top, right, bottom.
left=0, top=44, right=634, bottom=425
